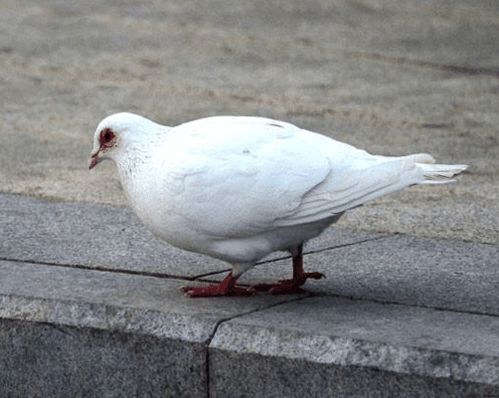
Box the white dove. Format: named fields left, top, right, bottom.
left=89, top=113, right=467, bottom=297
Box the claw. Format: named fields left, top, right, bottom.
left=305, top=272, right=326, bottom=280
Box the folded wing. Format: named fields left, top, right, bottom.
left=163, top=117, right=466, bottom=237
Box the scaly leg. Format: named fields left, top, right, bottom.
left=254, top=244, right=325, bottom=294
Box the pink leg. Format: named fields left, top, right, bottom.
left=254, top=244, right=325, bottom=294
left=182, top=272, right=254, bottom=298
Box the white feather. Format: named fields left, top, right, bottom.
left=91, top=113, right=468, bottom=266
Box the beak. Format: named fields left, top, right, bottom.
left=88, top=150, right=100, bottom=170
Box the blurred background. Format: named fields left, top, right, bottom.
left=1, top=0, right=498, bottom=244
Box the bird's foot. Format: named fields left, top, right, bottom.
left=182, top=271, right=255, bottom=297
left=253, top=272, right=325, bottom=295
left=253, top=280, right=306, bottom=294
left=181, top=274, right=255, bottom=297
left=182, top=284, right=254, bottom=297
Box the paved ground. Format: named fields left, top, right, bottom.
left=1, top=0, right=498, bottom=244
left=1, top=1, right=499, bottom=395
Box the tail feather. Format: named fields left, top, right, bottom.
left=416, top=162, right=468, bottom=184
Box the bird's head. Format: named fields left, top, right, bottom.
left=89, top=112, right=160, bottom=170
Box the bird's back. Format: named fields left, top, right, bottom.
left=143, top=117, right=386, bottom=233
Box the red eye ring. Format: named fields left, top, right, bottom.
left=100, top=128, right=115, bottom=146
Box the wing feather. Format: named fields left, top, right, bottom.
left=274, top=156, right=427, bottom=227
left=161, top=116, right=435, bottom=238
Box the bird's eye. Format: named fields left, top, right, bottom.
left=100, top=129, right=115, bottom=146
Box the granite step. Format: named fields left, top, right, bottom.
left=1, top=194, right=498, bottom=396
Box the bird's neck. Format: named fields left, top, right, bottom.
left=116, top=145, right=149, bottom=180
left=115, top=127, right=169, bottom=181
left=113, top=142, right=156, bottom=218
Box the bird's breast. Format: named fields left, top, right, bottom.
left=122, top=170, right=212, bottom=252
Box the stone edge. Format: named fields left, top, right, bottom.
left=209, top=314, right=499, bottom=386
left=0, top=294, right=217, bottom=343
left=2, top=290, right=499, bottom=387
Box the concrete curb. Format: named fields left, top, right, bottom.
left=1, top=194, right=498, bottom=396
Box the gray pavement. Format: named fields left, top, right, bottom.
left=1, top=0, right=499, bottom=396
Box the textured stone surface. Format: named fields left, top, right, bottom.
left=0, top=0, right=498, bottom=244
left=210, top=296, right=499, bottom=397
left=0, top=319, right=207, bottom=398
left=0, top=259, right=300, bottom=396
left=0, top=192, right=381, bottom=277
left=0, top=260, right=298, bottom=341
left=210, top=348, right=499, bottom=398
left=233, top=234, right=499, bottom=315
left=1, top=233, right=499, bottom=395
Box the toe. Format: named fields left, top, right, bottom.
left=306, top=272, right=326, bottom=280
left=269, top=284, right=305, bottom=295
left=252, top=283, right=275, bottom=292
